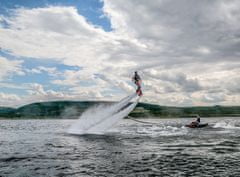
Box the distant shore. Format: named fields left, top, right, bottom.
left=0, top=100, right=240, bottom=119
left=0, top=116, right=239, bottom=120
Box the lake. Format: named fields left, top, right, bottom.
left=0, top=118, right=240, bottom=176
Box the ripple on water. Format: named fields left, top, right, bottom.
left=0, top=118, right=240, bottom=176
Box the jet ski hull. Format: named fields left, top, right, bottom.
left=185, top=123, right=208, bottom=128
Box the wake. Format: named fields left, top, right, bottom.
left=213, top=120, right=240, bottom=129
left=68, top=93, right=139, bottom=135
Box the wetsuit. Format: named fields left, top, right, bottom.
left=133, top=73, right=141, bottom=85
left=133, top=72, right=142, bottom=96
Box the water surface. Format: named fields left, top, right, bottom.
left=0, top=118, right=240, bottom=176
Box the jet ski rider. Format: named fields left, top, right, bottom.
left=191, top=115, right=201, bottom=126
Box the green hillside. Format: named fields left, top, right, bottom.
left=0, top=101, right=240, bottom=119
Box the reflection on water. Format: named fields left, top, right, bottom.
left=0, top=118, right=240, bottom=176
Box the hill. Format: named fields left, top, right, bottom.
left=0, top=101, right=240, bottom=119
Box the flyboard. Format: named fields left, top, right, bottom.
left=68, top=93, right=141, bottom=135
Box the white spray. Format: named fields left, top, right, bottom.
left=68, top=93, right=139, bottom=135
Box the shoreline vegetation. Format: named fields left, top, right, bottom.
left=0, top=101, right=240, bottom=119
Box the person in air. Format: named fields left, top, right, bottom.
left=132, top=71, right=141, bottom=86
left=132, top=71, right=143, bottom=96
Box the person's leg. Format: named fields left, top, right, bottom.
left=136, top=86, right=143, bottom=96
left=136, top=80, right=141, bottom=87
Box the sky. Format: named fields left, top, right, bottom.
left=0, top=0, right=240, bottom=107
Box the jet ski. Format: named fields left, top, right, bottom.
left=185, top=123, right=208, bottom=128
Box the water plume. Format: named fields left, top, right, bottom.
left=68, top=93, right=139, bottom=135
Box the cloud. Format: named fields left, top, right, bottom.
left=12, top=83, right=74, bottom=106
left=103, top=0, right=240, bottom=63
left=191, top=91, right=227, bottom=105
left=26, top=66, right=59, bottom=76
left=0, top=1, right=240, bottom=106
left=0, top=56, right=24, bottom=80
left=52, top=69, right=95, bottom=86
left=0, top=82, right=27, bottom=90
left=0, top=92, right=21, bottom=107
left=0, top=6, right=143, bottom=71
left=195, top=46, right=211, bottom=55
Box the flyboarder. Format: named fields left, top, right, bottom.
left=132, top=71, right=143, bottom=96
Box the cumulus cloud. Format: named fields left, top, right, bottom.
left=0, top=1, right=240, bottom=106
left=0, top=6, right=142, bottom=71
left=0, top=92, right=20, bottom=107
left=26, top=66, right=59, bottom=76
left=52, top=69, right=95, bottom=86
left=0, top=56, right=24, bottom=80
left=12, top=83, right=73, bottom=106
